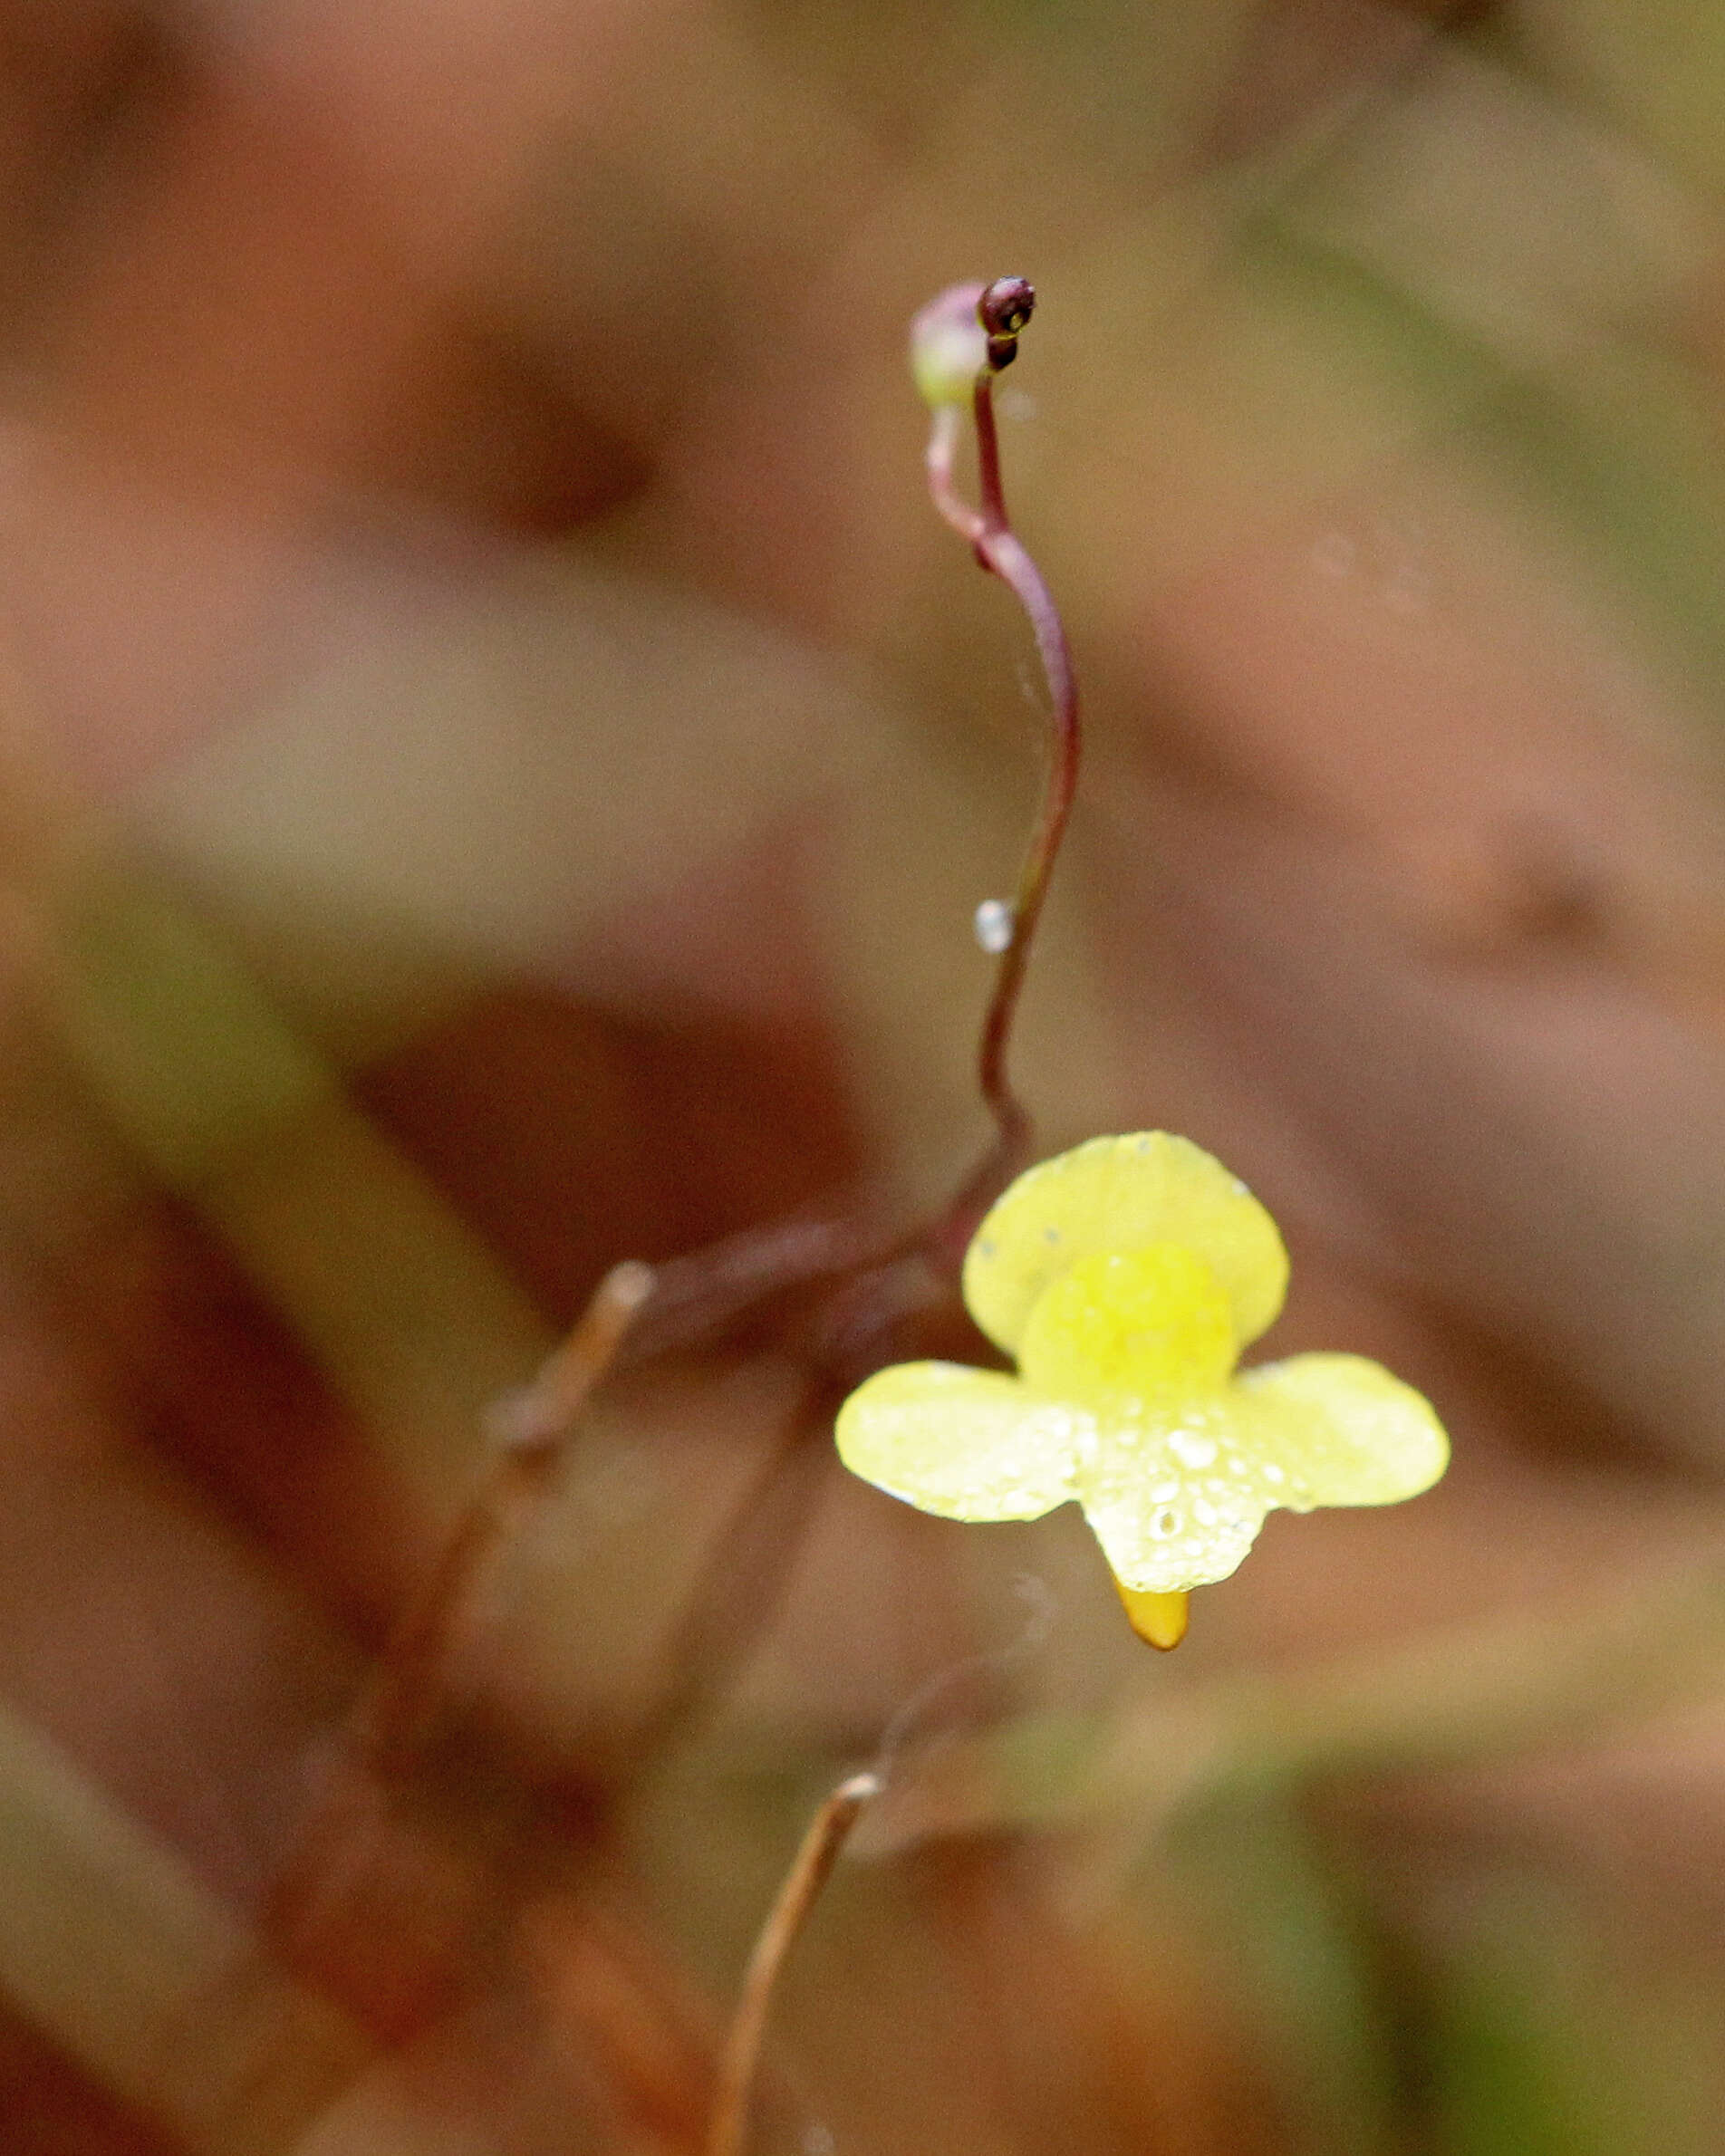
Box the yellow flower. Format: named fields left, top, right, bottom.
left=835, top=1134, right=1448, bottom=1648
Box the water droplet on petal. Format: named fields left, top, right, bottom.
left=1169, top=1430, right=1218, bottom=1470
left=1151, top=1506, right=1181, bottom=1539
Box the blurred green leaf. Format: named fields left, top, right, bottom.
left=1159, top=1781, right=1399, bottom=2156
left=1403, top=1872, right=1721, bottom=2156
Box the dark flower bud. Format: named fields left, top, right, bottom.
left=979, top=276, right=1035, bottom=371
left=979, top=277, right=1036, bottom=341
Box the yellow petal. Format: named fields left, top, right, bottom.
left=834, top=1362, right=1083, bottom=1522
left=1232, top=1353, right=1450, bottom=1508
left=963, top=1133, right=1288, bottom=1361
left=1018, top=1245, right=1236, bottom=1400
left=1079, top=1405, right=1270, bottom=1592
left=1074, top=1353, right=1448, bottom=1593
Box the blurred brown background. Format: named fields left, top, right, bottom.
left=5, top=0, right=1725, bottom=2150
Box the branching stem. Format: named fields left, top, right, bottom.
left=355, top=1259, right=653, bottom=1775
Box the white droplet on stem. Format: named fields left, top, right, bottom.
left=974, top=898, right=1014, bottom=953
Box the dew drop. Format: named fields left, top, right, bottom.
left=974, top=898, right=1014, bottom=953
left=1263, top=1461, right=1286, bottom=1485
left=1193, top=1498, right=1218, bottom=1526
left=1169, top=1430, right=1218, bottom=1470
left=1151, top=1506, right=1181, bottom=1539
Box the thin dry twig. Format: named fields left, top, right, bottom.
left=354, top=1257, right=655, bottom=1775
left=705, top=1772, right=880, bottom=2156
left=487, top=1256, right=657, bottom=1450
left=628, top=1379, right=843, bottom=1766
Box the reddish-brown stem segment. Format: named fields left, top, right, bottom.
left=970, top=367, right=1012, bottom=539
left=923, top=321, right=1082, bottom=1253
left=705, top=1773, right=878, bottom=2156
left=968, top=367, right=1081, bottom=1166
left=353, top=1259, right=654, bottom=1775
left=487, top=1257, right=656, bottom=1450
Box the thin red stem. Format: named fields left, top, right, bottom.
left=971, top=372, right=1011, bottom=538
left=923, top=359, right=1081, bottom=1253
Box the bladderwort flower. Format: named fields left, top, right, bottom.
left=836, top=1133, right=1448, bottom=1648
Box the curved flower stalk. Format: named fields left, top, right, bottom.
left=836, top=1133, right=1449, bottom=1648
left=909, top=277, right=1079, bottom=1237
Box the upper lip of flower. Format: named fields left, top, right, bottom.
left=963, top=1131, right=1291, bottom=1364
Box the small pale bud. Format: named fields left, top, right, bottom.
left=910, top=282, right=988, bottom=408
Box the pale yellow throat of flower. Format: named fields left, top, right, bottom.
left=1019, top=1244, right=1233, bottom=1652
left=1017, top=1244, right=1237, bottom=1402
